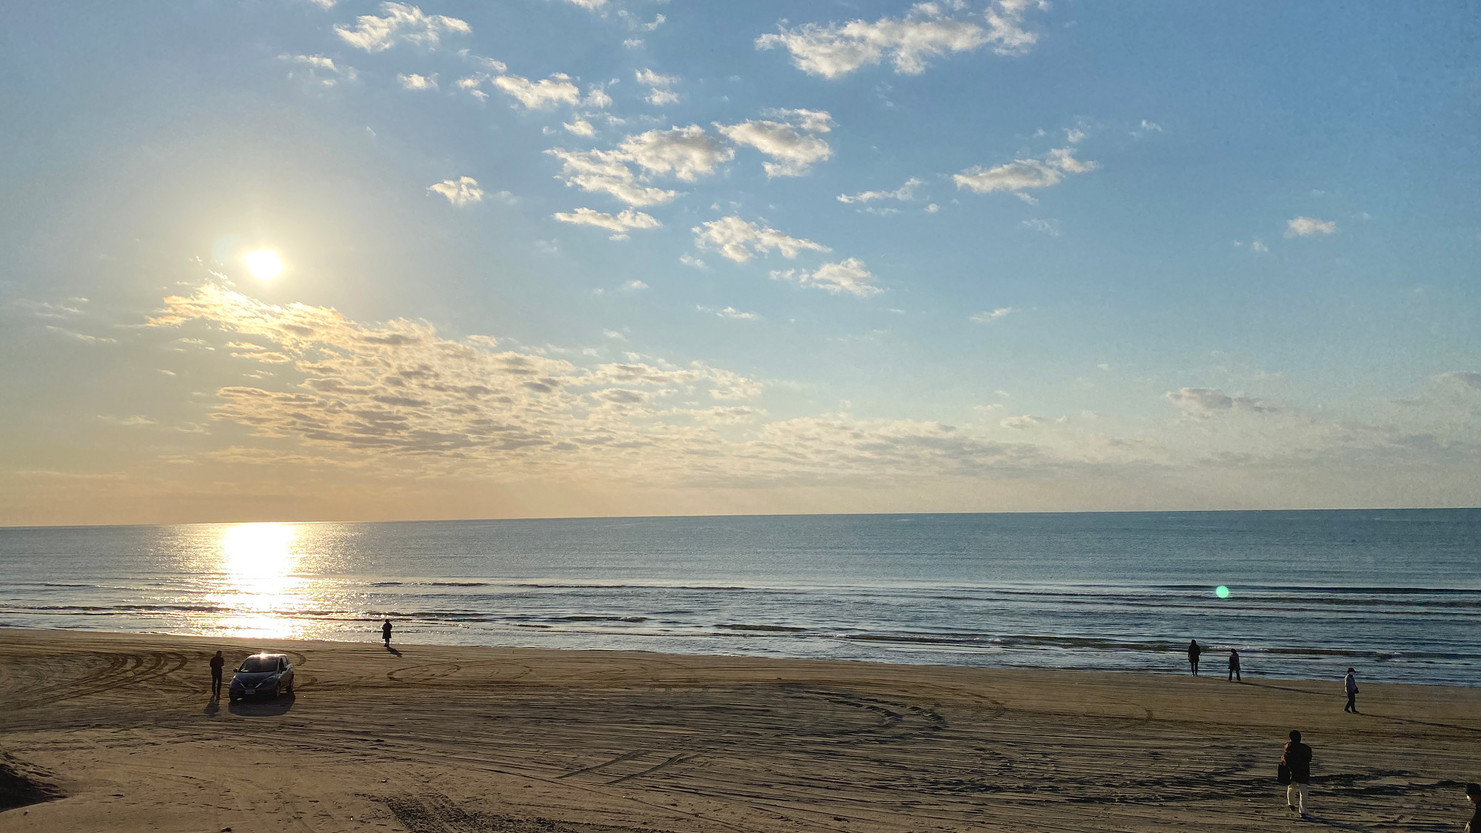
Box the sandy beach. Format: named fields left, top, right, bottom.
left=1, top=629, right=1477, bottom=832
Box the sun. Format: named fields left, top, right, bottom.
left=244, top=249, right=283, bottom=281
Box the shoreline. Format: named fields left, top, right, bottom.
left=4, top=622, right=1475, bottom=690
left=3, top=628, right=1479, bottom=832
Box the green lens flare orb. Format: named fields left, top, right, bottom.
left=1215, top=585, right=1231, bottom=599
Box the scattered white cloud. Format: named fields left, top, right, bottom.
left=45, top=326, right=118, bottom=344
left=1165, top=387, right=1279, bottom=416
left=618, top=11, right=665, bottom=36
left=621, top=125, right=733, bottom=181
left=1001, top=414, right=1047, bottom=429
left=1286, top=216, right=1338, bottom=238
left=547, top=148, right=678, bottom=207
left=757, top=0, right=1045, bottom=79
left=561, top=0, right=606, bottom=9
left=1235, top=238, right=1270, bottom=253
left=397, top=72, right=437, bottom=90
left=12, top=298, right=87, bottom=319
left=335, top=2, right=471, bottom=52
left=284, top=54, right=337, bottom=71
left=493, top=72, right=580, bottom=109
left=620, top=280, right=649, bottom=292
left=718, top=109, right=833, bottom=177
left=954, top=146, right=1098, bottom=197
left=99, top=415, right=156, bottom=427
left=1044, top=147, right=1096, bottom=174
left=583, top=86, right=613, bottom=109
left=281, top=54, right=359, bottom=85
left=680, top=254, right=708, bottom=270
left=699, top=305, right=760, bottom=321
left=983, top=0, right=1049, bottom=56
left=772, top=258, right=882, bottom=298
left=563, top=118, right=595, bottom=136
left=553, top=207, right=661, bottom=239
left=636, top=68, right=680, bottom=106
left=694, top=217, right=831, bottom=263
left=970, top=307, right=1014, bottom=323
left=549, top=126, right=733, bottom=207
left=1133, top=119, right=1163, bottom=137
left=1020, top=218, right=1062, bottom=236
left=428, top=176, right=484, bottom=207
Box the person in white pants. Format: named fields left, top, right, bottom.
left=1282, top=729, right=1314, bottom=819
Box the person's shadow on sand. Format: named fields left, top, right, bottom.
left=203, top=700, right=220, bottom=717
left=1305, top=816, right=1365, bottom=830
left=384, top=644, right=401, bottom=657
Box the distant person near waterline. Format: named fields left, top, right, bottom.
left=382, top=619, right=393, bottom=647
left=1188, top=639, right=1202, bottom=676
left=209, top=650, right=225, bottom=699
left=1228, top=648, right=1241, bottom=683
left=1281, top=729, right=1313, bottom=819
left=1465, top=782, right=1480, bottom=833
left=1343, top=667, right=1359, bottom=713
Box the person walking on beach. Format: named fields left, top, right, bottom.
left=1187, top=639, right=1202, bottom=675
left=1282, top=729, right=1313, bottom=819
left=1227, top=648, right=1241, bottom=683
left=1466, top=782, right=1480, bottom=833
left=209, top=650, right=225, bottom=699
left=382, top=619, right=393, bottom=647
left=1343, top=667, right=1359, bottom=713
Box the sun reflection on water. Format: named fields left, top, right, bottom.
left=204, top=522, right=316, bottom=639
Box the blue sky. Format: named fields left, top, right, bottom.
left=2, top=1, right=1478, bottom=525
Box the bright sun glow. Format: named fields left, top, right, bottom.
left=244, top=249, right=283, bottom=281
left=211, top=522, right=307, bottom=638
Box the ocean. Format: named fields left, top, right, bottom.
left=1, top=510, right=1477, bottom=686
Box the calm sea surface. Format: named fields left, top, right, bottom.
left=1, top=510, right=1477, bottom=685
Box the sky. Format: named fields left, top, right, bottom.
left=1, top=1, right=1478, bottom=526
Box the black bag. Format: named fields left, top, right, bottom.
left=1277, top=763, right=1291, bottom=785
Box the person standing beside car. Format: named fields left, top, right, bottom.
left=209, top=650, right=225, bottom=699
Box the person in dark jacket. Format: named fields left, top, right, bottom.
left=1227, top=648, right=1241, bottom=683
left=1465, top=782, right=1479, bottom=833
left=1282, top=730, right=1313, bottom=818
left=382, top=619, right=393, bottom=647
left=1343, top=667, right=1359, bottom=713
left=1187, top=639, right=1202, bottom=675
left=209, top=650, right=225, bottom=699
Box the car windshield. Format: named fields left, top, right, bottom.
left=237, top=656, right=279, bottom=673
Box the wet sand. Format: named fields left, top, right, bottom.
left=1, top=628, right=1477, bottom=832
